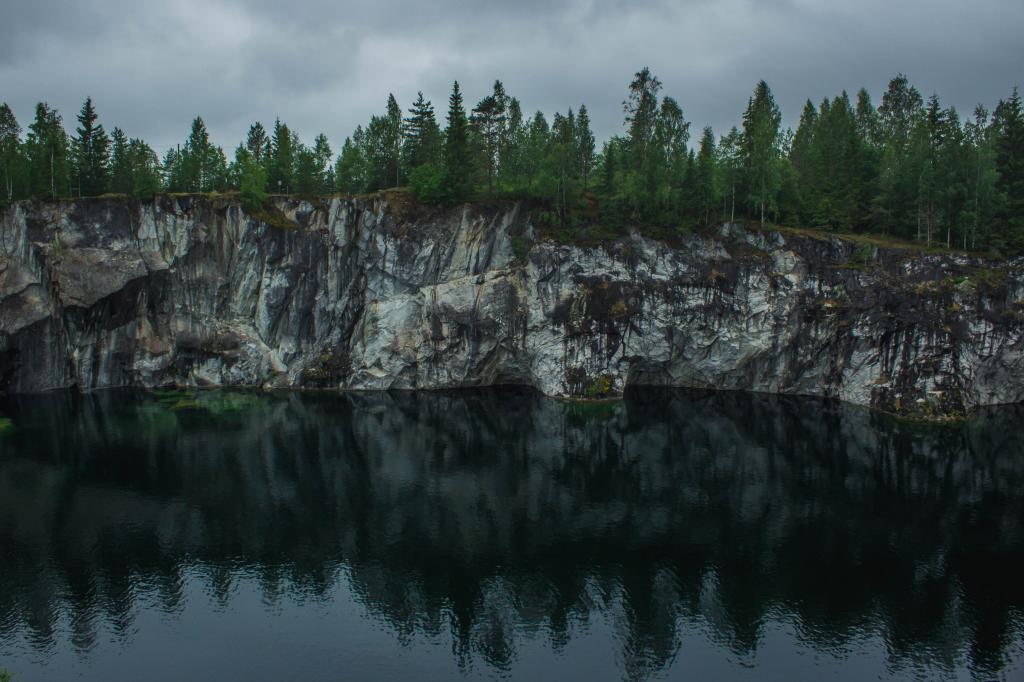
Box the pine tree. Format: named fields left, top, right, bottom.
left=403, top=92, right=441, bottom=172
left=471, top=84, right=508, bottom=195
left=575, top=105, right=596, bottom=191
left=268, top=119, right=294, bottom=194
left=789, top=100, right=817, bottom=221
left=73, top=97, right=110, bottom=197
left=442, top=81, right=472, bottom=202
left=741, top=81, right=782, bottom=226
left=964, top=105, right=998, bottom=249
left=312, top=133, right=333, bottom=193
left=694, top=127, right=718, bottom=227
left=26, top=102, right=70, bottom=200
left=126, top=138, right=162, bottom=199
left=499, top=97, right=525, bottom=188
left=179, top=116, right=217, bottom=192
left=335, top=127, right=366, bottom=194
left=245, top=122, right=271, bottom=166
left=875, top=74, right=924, bottom=237
left=992, top=87, right=1024, bottom=253
left=109, top=128, right=132, bottom=193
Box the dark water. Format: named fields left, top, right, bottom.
left=0, top=389, right=1022, bottom=681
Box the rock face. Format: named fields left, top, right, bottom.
left=1, top=195, right=1022, bottom=417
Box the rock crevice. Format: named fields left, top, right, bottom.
left=1, top=195, right=1021, bottom=418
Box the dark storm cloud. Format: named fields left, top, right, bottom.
left=1, top=0, right=1021, bottom=153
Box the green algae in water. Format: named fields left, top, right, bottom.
left=147, top=389, right=259, bottom=414
left=0, top=417, right=13, bottom=434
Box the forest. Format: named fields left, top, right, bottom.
left=1, top=69, right=1022, bottom=254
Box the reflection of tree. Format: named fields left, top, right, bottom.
left=0, top=388, right=1022, bottom=678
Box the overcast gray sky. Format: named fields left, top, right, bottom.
left=1, top=0, right=1021, bottom=154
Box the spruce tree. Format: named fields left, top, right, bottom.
left=26, top=102, right=70, bottom=200
left=73, top=97, right=110, bottom=197
left=109, top=127, right=132, bottom=194
left=694, top=127, right=718, bottom=226
left=403, top=92, right=441, bottom=171
left=992, top=87, right=1024, bottom=253
left=741, top=81, right=782, bottom=226
left=268, top=119, right=294, bottom=194
left=575, top=105, right=596, bottom=191
left=245, top=122, right=271, bottom=166
left=875, top=74, right=924, bottom=237
left=442, top=81, right=472, bottom=202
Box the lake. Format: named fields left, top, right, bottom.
left=0, top=388, right=1022, bottom=681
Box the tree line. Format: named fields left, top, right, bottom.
left=1, top=69, right=1021, bottom=253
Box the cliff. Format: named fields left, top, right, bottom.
left=1, top=194, right=1022, bottom=418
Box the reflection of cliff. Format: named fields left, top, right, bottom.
left=0, top=389, right=1022, bottom=677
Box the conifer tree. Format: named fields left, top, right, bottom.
left=246, top=122, right=271, bottom=166
left=268, top=119, right=294, bottom=194
left=992, top=87, right=1024, bottom=252
left=442, top=81, right=472, bottom=201
left=402, top=92, right=441, bottom=171
left=73, top=97, right=110, bottom=197
left=26, top=102, right=70, bottom=200
left=471, top=84, right=508, bottom=195
left=576, top=105, right=596, bottom=191
left=109, top=127, right=132, bottom=194
left=694, top=127, right=718, bottom=226
left=741, top=81, right=782, bottom=226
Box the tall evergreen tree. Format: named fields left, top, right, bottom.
left=109, top=127, right=132, bottom=194
left=992, top=87, right=1024, bottom=253
left=268, top=119, right=294, bottom=194
left=575, top=105, right=596, bottom=191
left=741, top=81, right=782, bottom=225
left=442, top=81, right=472, bottom=202
left=875, top=74, right=924, bottom=237
left=402, top=92, right=441, bottom=171
left=26, top=102, right=70, bottom=200
left=245, top=122, right=271, bottom=166
left=73, top=97, right=110, bottom=196
left=471, top=84, right=508, bottom=195
left=335, top=127, right=367, bottom=194
left=694, top=127, right=718, bottom=227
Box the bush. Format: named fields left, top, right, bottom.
left=239, top=157, right=268, bottom=212
left=409, top=163, right=444, bottom=205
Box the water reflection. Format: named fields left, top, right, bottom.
left=0, top=388, right=1022, bottom=680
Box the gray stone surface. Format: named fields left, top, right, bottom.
left=1, top=195, right=1022, bottom=418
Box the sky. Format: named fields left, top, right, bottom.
left=1, top=0, right=1021, bottom=155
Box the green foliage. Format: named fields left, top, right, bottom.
left=0, top=103, right=27, bottom=204
left=26, top=102, right=70, bottom=199
left=73, top=96, right=111, bottom=196
left=585, top=375, right=614, bottom=399
left=238, top=150, right=267, bottom=211
left=3, top=71, right=1022, bottom=254
left=409, top=162, right=444, bottom=204
left=442, top=81, right=472, bottom=202
left=267, top=118, right=294, bottom=194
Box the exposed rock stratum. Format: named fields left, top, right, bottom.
left=1, top=195, right=1022, bottom=418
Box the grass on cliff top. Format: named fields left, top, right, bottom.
left=768, top=223, right=976, bottom=256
